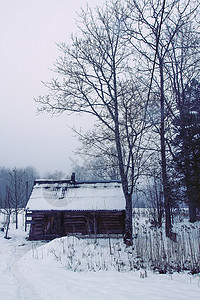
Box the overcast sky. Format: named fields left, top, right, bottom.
left=0, top=0, right=104, bottom=176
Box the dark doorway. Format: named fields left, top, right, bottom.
left=88, top=214, right=98, bottom=235
left=43, top=212, right=66, bottom=238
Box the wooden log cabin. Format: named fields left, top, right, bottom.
left=25, top=177, right=126, bottom=240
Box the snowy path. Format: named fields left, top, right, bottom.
left=0, top=231, right=43, bottom=300
left=0, top=230, right=200, bottom=300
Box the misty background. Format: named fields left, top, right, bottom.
left=0, top=0, right=104, bottom=176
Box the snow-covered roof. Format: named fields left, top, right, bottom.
left=26, top=180, right=125, bottom=211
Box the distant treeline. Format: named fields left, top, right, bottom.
left=0, top=167, right=39, bottom=209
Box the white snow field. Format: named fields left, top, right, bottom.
left=0, top=212, right=199, bottom=300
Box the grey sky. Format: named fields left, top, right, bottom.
left=0, top=0, right=104, bottom=176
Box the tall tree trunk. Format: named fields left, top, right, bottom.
left=188, top=199, right=197, bottom=223
left=15, top=209, right=18, bottom=229
left=124, top=192, right=133, bottom=245
left=14, top=170, right=18, bottom=230
left=116, top=136, right=133, bottom=245
left=113, top=59, right=133, bottom=246
left=186, top=177, right=197, bottom=222
left=159, top=57, right=172, bottom=237
left=5, top=211, right=11, bottom=239
left=181, top=116, right=197, bottom=223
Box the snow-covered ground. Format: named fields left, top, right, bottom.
left=0, top=211, right=199, bottom=300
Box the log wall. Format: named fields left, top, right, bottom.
left=27, top=210, right=125, bottom=240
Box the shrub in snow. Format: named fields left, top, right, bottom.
left=30, top=219, right=200, bottom=274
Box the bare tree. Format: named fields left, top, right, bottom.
left=9, top=168, right=26, bottom=229
left=125, top=0, right=199, bottom=237
left=44, top=170, right=66, bottom=180
left=3, top=186, right=13, bottom=239
left=0, top=166, right=38, bottom=235
left=36, top=2, right=149, bottom=245
left=143, top=156, right=164, bottom=228
left=72, top=153, right=120, bottom=181
left=8, top=167, right=38, bottom=229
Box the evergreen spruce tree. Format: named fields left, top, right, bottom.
left=173, top=79, right=200, bottom=222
